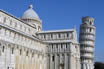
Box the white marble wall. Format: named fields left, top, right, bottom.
left=37, top=29, right=80, bottom=69
left=0, top=11, right=41, bottom=36
left=46, top=43, right=80, bottom=69
left=0, top=10, right=47, bottom=69
left=37, top=32, right=74, bottom=41
left=0, top=41, right=47, bottom=69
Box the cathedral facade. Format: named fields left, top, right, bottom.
left=0, top=5, right=96, bottom=69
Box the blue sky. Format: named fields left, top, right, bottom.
left=0, top=0, right=104, bottom=62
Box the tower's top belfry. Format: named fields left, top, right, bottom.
left=82, top=16, right=94, bottom=25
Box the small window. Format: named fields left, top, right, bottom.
left=50, top=34, right=53, bottom=38
left=9, top=32, right=11, bottom=37
left=28, top=28, right=30, bottom=32
left=58, top=34, right=61, bottom=38
left=66, top=44, right=67, bottom=48
left=90, top=28, right=92, bottom=32
left=20, top=49, right=22, bottom=55
left=14, top=33, right=16, bottom=38
left=75, top=46, right=77, bottom=49
left=10, top=20, right=12, bottom=25
left=15, top=23, right=17, bottom=27
left=4, top=17, right=6, bottom=22
left=52, top=56, right=54, bottom=61
left=44, top=35, right=46, bottom=39
left=90, top=22, right=92, bottom=25
left=12, top=48, right=14, bottom=54
left=52, top=45, right=53, bottom=49
left=67, top=33, right=69, bottom=37
left=32, top=52, right=34, bottom=57
left=2, top=46, right=5, bottom=52
left=61, top=44, right=63, bottom=48
left=20, top=24, right=22, bottom=29
left=26, top=51, right=28, bottom=56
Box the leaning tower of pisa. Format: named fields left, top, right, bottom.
left=79, top=16, right=96, bottom=69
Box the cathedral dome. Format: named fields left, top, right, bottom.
left=21, top=5, right=40, bottom=20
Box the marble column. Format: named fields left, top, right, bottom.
left=0, top=44, right=2, bottom=69
left=64, top=53, right=68, bottom=69
left=87, top=64, right=89, bottom=69
left=76, top=58, right=80, bottom=69
left=49, top=54, right=51, bottom=69
left=59, top=54, right=64, bottom=69
left=55, top=54, right=58, bottom=69
left=50, top=54, right=54, bottom=69
left=68, top=53, right=72, bottom=69
left=47, top=55, right=50, bottom=69
left=83, top=64, right=86, bottom=69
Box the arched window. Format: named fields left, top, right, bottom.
left=2, top=46, right=5, bottom=52
left=67, top=33, right=69, bottom=37
left=90, top=28, right=92, bottom=32
left=58, top=34, right=61, bottom=38
left=26, top=51, right=28, bottom=56
left=20, top=24, right=22, bottom=30
left=28, top=28, right=30, bottom=33
left=32, top=52, right=34, bottom=57
left=50, top=34, right=53, bottom=38
left=90, top=21, right=93, bottom=25
left=43, top=34, right=46, bottom=39
left=66, top=44, right=67, bottom=48
left=15, top=22, right=17, bottom=27
left=12, top=48, right=14, bottom=54
left=52, top=44, right=53, bottom=49
left=10, top=20, right=12, bottom=25
left=61, top=44, right=63, bottom=48
left=3, top=17, right=6, bottom=23
left=52, top=56, right=54, bottom=61
left=20, top=49, right=22, bottom=55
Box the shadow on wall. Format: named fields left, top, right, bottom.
left=94, top=62, right=104, bottom=69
